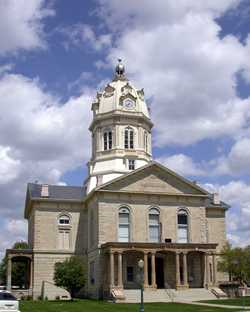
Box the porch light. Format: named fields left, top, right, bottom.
left=138, top=259, right=144, bottom=312
left=138, top=259, right=144, bottom=269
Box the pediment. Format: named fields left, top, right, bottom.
left=98, top=162, right=208, bottom=196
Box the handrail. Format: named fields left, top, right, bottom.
left=164, top=282, right=176, bottom=302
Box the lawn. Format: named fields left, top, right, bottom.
left=19, top=299, right=244, bottom=312
left=201, top=296, right=250, bottom=307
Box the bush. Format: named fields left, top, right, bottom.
left=54, top=256, right=87, bottom=299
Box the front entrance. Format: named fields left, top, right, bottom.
left=156, top=257, right=164, bottom=288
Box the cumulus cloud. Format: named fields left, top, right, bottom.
left=0, top=147, right=21, bottom=184
left=0, top=0, right=54, bottom=55
left=58, top=23, right=112, bottom=52
left=0, top=72, right=93, bottom=221
left=0, top=219, right=27, bottom=259
left=214, top=138, right=250, bottom=176
left=157, top=154, right=205, bottom=176
left=95, top=0, right=250, bottom=147
left=204, top=180, right=250, bottom=246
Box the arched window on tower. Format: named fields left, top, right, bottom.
left=118, top=207, right=130, bottom=242
left=103, top=130, right=112, bottom=150
left=149, top=208, right=160, bottom=242
left=177, top=209, right=189, bottom=243
left=124, top=127, right=134, bottom=149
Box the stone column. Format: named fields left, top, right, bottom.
left=203, top=253, right=207, bottom=288
left=117, top=252, right=123, bottom=288
left=29, top=259, right=33, bottom=289
left=110, top=251, right=115, bottom=288
left=6, top=257, right=12, bottom=291
left=175, top=252, right=181, bottom=289
left=151, top=252, right=157, bottom=288
left=144, top=252, right=149, bottom=288
left=183, top=252, right=189, bottom=288
left=212, top=254, right=217, bottom=286
left=205, top=253, right=211, bottom=288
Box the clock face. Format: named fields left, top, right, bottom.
left=123, top=98, right=135, bottom=109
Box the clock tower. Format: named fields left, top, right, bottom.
left=85, top=60, right=153, bottom=193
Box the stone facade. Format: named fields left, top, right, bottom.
left=6, top=61, right=229, bottom=301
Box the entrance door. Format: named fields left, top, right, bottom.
left=156, top=257, right=165, bottom=288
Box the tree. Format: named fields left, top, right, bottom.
left=0, top=241, right=29, bottom=287
left=218, top=242, right=250, bottom=284
left=54, top=256, right=87, bottom=299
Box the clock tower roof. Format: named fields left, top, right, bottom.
left=91, top=61, right=150, bottom=119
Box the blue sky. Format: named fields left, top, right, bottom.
left=1, top=0, right=250, bottom=258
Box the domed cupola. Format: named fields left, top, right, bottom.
left=85, top=60, right=153, bottom=193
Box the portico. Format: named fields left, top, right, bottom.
left=101, top=242, right=218, bottom=296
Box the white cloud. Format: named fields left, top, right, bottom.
left=59, top=23, right=112, bottom=52
left=157, top=154, right=205, bottom=176
left=96, top=1, right=250, bottom=147
left=214, top=138, right=250, bottom=176
left=203, top=180, right=250, bottom=246
left=0, top=146, right=21, bottom=184
left=0, top=0, right=54, bottom=55
left=0, top=219, right=27, bottom=259
left=0, top=72, right=93, bottom=222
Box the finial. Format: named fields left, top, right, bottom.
left=115, top=58, right=125, bottom=79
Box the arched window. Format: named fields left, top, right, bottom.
left=177, top=209, right=189, bottom=243
left=149, top=208, right=160, bottom=242
left=58, top=214, right=70, bottom=225
left=118, top=207, right=130, bottom=242
left=58, top=214, right=71, bottom=250
left=104, top=130, right=112, bottom=150
left=124, top=127, right=134, bottom=149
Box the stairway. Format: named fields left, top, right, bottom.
left=122, top=289, right=172, bottom=303
left=120, top=288, right=217, bottom=303
left=173, top=288, right=218, bottom=302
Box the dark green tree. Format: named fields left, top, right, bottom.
left=0, top=241, right=29, bottom=287
left=54, top=256, right=87, bottom=299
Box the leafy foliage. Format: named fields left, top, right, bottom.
left=218, top=242, right=250, bottom=283
left=54, top=256, right=87, bottom=298
left=0, top=241, right=29, bottom=287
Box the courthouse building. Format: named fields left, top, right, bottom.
left=6, top=61, right=229, bottom=301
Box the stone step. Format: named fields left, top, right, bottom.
left=120, top=288, right=217, bottom=303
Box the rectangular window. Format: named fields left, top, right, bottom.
left=59, top=230, right=70, bottom=250
left=128, top=159, right=135, bottom=170
left=127, top=266, right=134, bottom=282
left=149, top=225, right=160, bottom=242
left=90, top=261, right=95, bottom=285
left=125, top=130, right=129, bottom=149
left=177, top=226, right=188, bottom=243
left=104, top=132, right=108, bottom=150
left=108, top=131, right=112, bottom=149
left=129, top=131, right=134, bottom=148
left=118, top=224, right=129, bottom=242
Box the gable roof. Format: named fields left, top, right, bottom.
left=95, top=161, right=209, bottom=196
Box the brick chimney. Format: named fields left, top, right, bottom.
left=41, top=184, right=49, bottom=197
left=213, top=192, right=220, bottom=205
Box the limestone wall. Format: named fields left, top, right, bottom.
left=32, top=252, right=73, bottom=299
left=97, top=192, right=211, bottom=244
left=32, top=201, right=87, bottom=253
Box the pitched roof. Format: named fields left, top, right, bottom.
left=95, top=160, right=209, bottom=195
left=27, top=183, right=86, bottom=201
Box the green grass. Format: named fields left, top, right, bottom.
left=201, top=296, right=250, bottom=307
left=19, top=299, right=244, bottom=312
